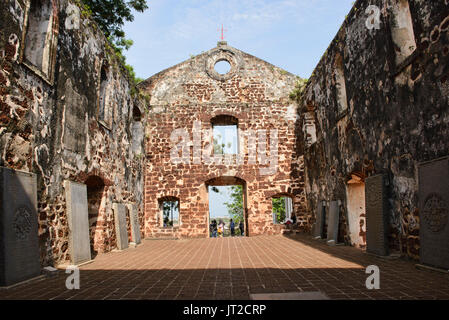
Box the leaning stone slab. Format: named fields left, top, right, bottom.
left=0, top=167, right=40, bottom=287
left=418, top=156, right=449, bottom=270
left=327, top=201, right=339, bottom=245
left=113, top=203, right=129, bottom=250
left=64, top=180, right=91, bottom=265
left=365, top=174, right=389, bottom=256
left=126, top=203, right=141, bottom=245
left=313, top=201, right=326, bottom=238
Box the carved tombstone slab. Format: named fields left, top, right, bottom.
left=365, top=174, right=389, bottom=256
left=126, top=204, right=141, bottom=245
left=0, top=168, right=40, bottom=286
left=64, top=180, right=91, bottom=265
left=418, top=157, right=449, bottom=270
left=63, top=79, right=87, bottom=154
left=327, top=201, right=339, bottom=244
left=313, top=201, right=326, bottom=238
left=113, top=203, right=129, bottom=250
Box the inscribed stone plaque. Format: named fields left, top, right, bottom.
left=113, top=203, right=129, bottom=250
left=0, top=167, right=40, bottom=286
left=63, top=79, right=87, bottom=153
left=418, top=157, right=449, bottom=270
left=313, top=201, right=326, bottom=238
left=327, top=201, right=339, bottom=244
left=126, top=204, right=141, bottom=244
left=64, top=180, right=91, bottom=265
left=365, top=174, right=389, bottom=256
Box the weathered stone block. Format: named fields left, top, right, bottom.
left=313, top=201, right=326, bottom=238
left=64, top=180, right=91, bottom=265
left=418, top=157, right=449, bottom=270
left=113, top=203, right=129, bottom=250
left=127, top=203, right=141, bottom=245
left=0, top=167, right=40, bottom=286
left=63, top=79, right=88, bottom=154
left=327, top=201, right=339, bottom=244
left=365, top=174, right=389, bottom=256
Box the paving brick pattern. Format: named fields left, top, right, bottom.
left=1, top=234, right=448, bottom=300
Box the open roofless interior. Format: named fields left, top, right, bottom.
left=0, top=0, right=449, bottom=303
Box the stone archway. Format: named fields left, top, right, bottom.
left=204, top=176, right=248, bottom=237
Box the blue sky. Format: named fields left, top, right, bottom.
left=123, top=0, right=355, bottom=80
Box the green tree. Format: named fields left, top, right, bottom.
left=213, top=133, right=232, bottom=155
left=81, top=0, right=148, bottom=84
left=272, top=198, right=286, bottom=223
left=162, top=201, right=178, bottom=226
left=82, top=0, right=148, bottom=49
left=223, top=185, right=244, bottom=223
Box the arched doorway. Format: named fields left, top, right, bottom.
left=205, top=176, right=248, bottom=237
left=346, top=173, right=367, bottom=249
left=85, top=175, right=105, bottom=258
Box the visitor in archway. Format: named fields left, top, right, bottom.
left=239, top=220, right=244, bottom=236
left=210, top=219, right=217, bottom=238
left=230, top=219, right=235, bottom=236
left=218, top=220, right=224, bottom=237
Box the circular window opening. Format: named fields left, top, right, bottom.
left=214, top=60, right=231, bottom=75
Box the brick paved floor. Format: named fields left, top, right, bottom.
left=1, top=234, right=449, bottom=300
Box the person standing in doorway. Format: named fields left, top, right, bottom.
left=239, top=220, right=244, bottom=236
left=210, top=219, right=217, bottom=238
left=218, top=220, right=224, bottom=237
left=230, top=219, right=235, bottom=236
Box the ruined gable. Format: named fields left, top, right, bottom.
left=140, top=42, right=296, bottom=107
left=140, top=42, right=307, bottom=239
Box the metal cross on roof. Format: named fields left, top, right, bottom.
left=218, top=24, right=227, bottom=41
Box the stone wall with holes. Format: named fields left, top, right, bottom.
left=0, top=0, right=145, bottom=266
left=139, top=42, right=306, bottom=238
left=298, top=0, right=449, bottom=259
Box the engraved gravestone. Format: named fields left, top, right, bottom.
left=314, top=201, right=326, bottom=238
left=126, top=204, right=141, bottom=245
left=113, top=203, right=129, bottom=250
left=418, top=157, right=449, bottom=270
left=365, top=174, right=389, bottom=256
left=327, top=201, right=339, bottom=244
left=63, top=79, right=88, bottom=154
left=0, top=167, right=40, bottom=286
left=64, top=180, right=91, bottom=265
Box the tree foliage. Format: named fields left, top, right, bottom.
left=223, top=185, right=244, bottom=223
left=82, top=0, right=148, bottom=48
left=213, top=132, right=232, bottom=155
left=272, top=198, right=286, bottom=223
left=162, top=201, right=179, bottom=226
left=289, top=76, right=308, bottom=103
left=81, top=0, right=148, bottom=84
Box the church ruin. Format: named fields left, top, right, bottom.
left=139, top=42, right=306, bottom=239
left=1, top=0, right=449, bottom=287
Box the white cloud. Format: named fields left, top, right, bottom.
left=167, top=0, right=321, bottom=41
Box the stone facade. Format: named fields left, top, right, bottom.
left=0, top=0, right=145, bottom=266
left=297, top=0, right=449, bottom=259
left=139, top=42, right=306, bottom=239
